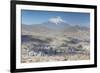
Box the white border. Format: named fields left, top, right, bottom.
left=16, top=4, right=94, bottom=69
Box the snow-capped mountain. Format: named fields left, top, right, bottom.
left=22, top=16, right=89, bottom=36
left=42, top=16, right=70, bottom=29
left=48, top=16, right=66, bottom=25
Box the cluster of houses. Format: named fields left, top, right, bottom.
left=23, top=42, right=89, bottom=57
left=22, top=36, right=90, bottom=57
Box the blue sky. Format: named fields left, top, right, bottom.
left=21, top=10, right=90, bottom=27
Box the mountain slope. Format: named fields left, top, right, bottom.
left=22, top=16, right=90, bottom=39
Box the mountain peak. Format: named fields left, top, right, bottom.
left=48, top=16, right=66, bottom=25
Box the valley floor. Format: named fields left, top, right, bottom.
left=21, top=33, right=90, bottom=63
left=21, top=54, right=90, bottom=63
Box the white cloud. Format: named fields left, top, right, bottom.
left=49, top=16, right=66, bottom=25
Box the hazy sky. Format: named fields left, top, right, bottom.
left=21, top=10, right=90, bottom=27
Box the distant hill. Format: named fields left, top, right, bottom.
left=22, top=16, right=89, bottom=39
